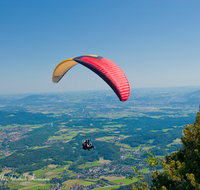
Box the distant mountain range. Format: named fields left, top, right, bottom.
left=0, top=87, right=200, bottom=106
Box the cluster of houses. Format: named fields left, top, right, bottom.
left=65, top=162, right=135, bottom=181
left=0, top=126, right=32, bottom=142
left=69, top=183, right=122, bottom=190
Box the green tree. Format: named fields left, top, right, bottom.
left=151, top=110, right=200, bottom=190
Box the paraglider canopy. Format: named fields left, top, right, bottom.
left=52, top=55, right=130, bottom=101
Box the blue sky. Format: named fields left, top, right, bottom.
left=0, top=0, right=200, bottom=95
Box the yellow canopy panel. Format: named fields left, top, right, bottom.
left=52, top=58, right=78, bottom=83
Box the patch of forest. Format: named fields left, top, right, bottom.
left=0, top=110, right=55, bottom=125
left=0, top=143, right=75, bottom=174
left=114, top=115, right=196, bottom=131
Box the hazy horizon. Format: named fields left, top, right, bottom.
left=0, top=85, right=200, bottom=97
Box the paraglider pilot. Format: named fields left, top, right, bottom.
left=82, top=134, right=95, bottom=151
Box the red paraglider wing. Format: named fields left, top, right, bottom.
left=74, top=56, right=130, bottom=101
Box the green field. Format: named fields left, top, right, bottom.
left=33, top=169, right=48, bottom=177
left=150, top=130, right=158, bottom=132
left=81, top=180, right=96, bottom=186
left=79, top=161, right=102, bottom=168
left=95, top=185, right=121, bottom=190
left=162, top=128, right=173, bottom=132
left=7, top=180, right=52, bottom=190
left=141, top=168, right=150, bottom=173
left=48, top=131, right=79, bottom=140
left=167, top=138, right=182, bottom=147
left=32, top=166, right=65, bottom=179
left=0, top=124, right=30, bottom=129
left=19, top=183, right=51, bottom=190
left=8, top=181, right=24, bottom=189
left=112, top=177, right=137, bottom=184
left=103, top=124, right=123, bottom=128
